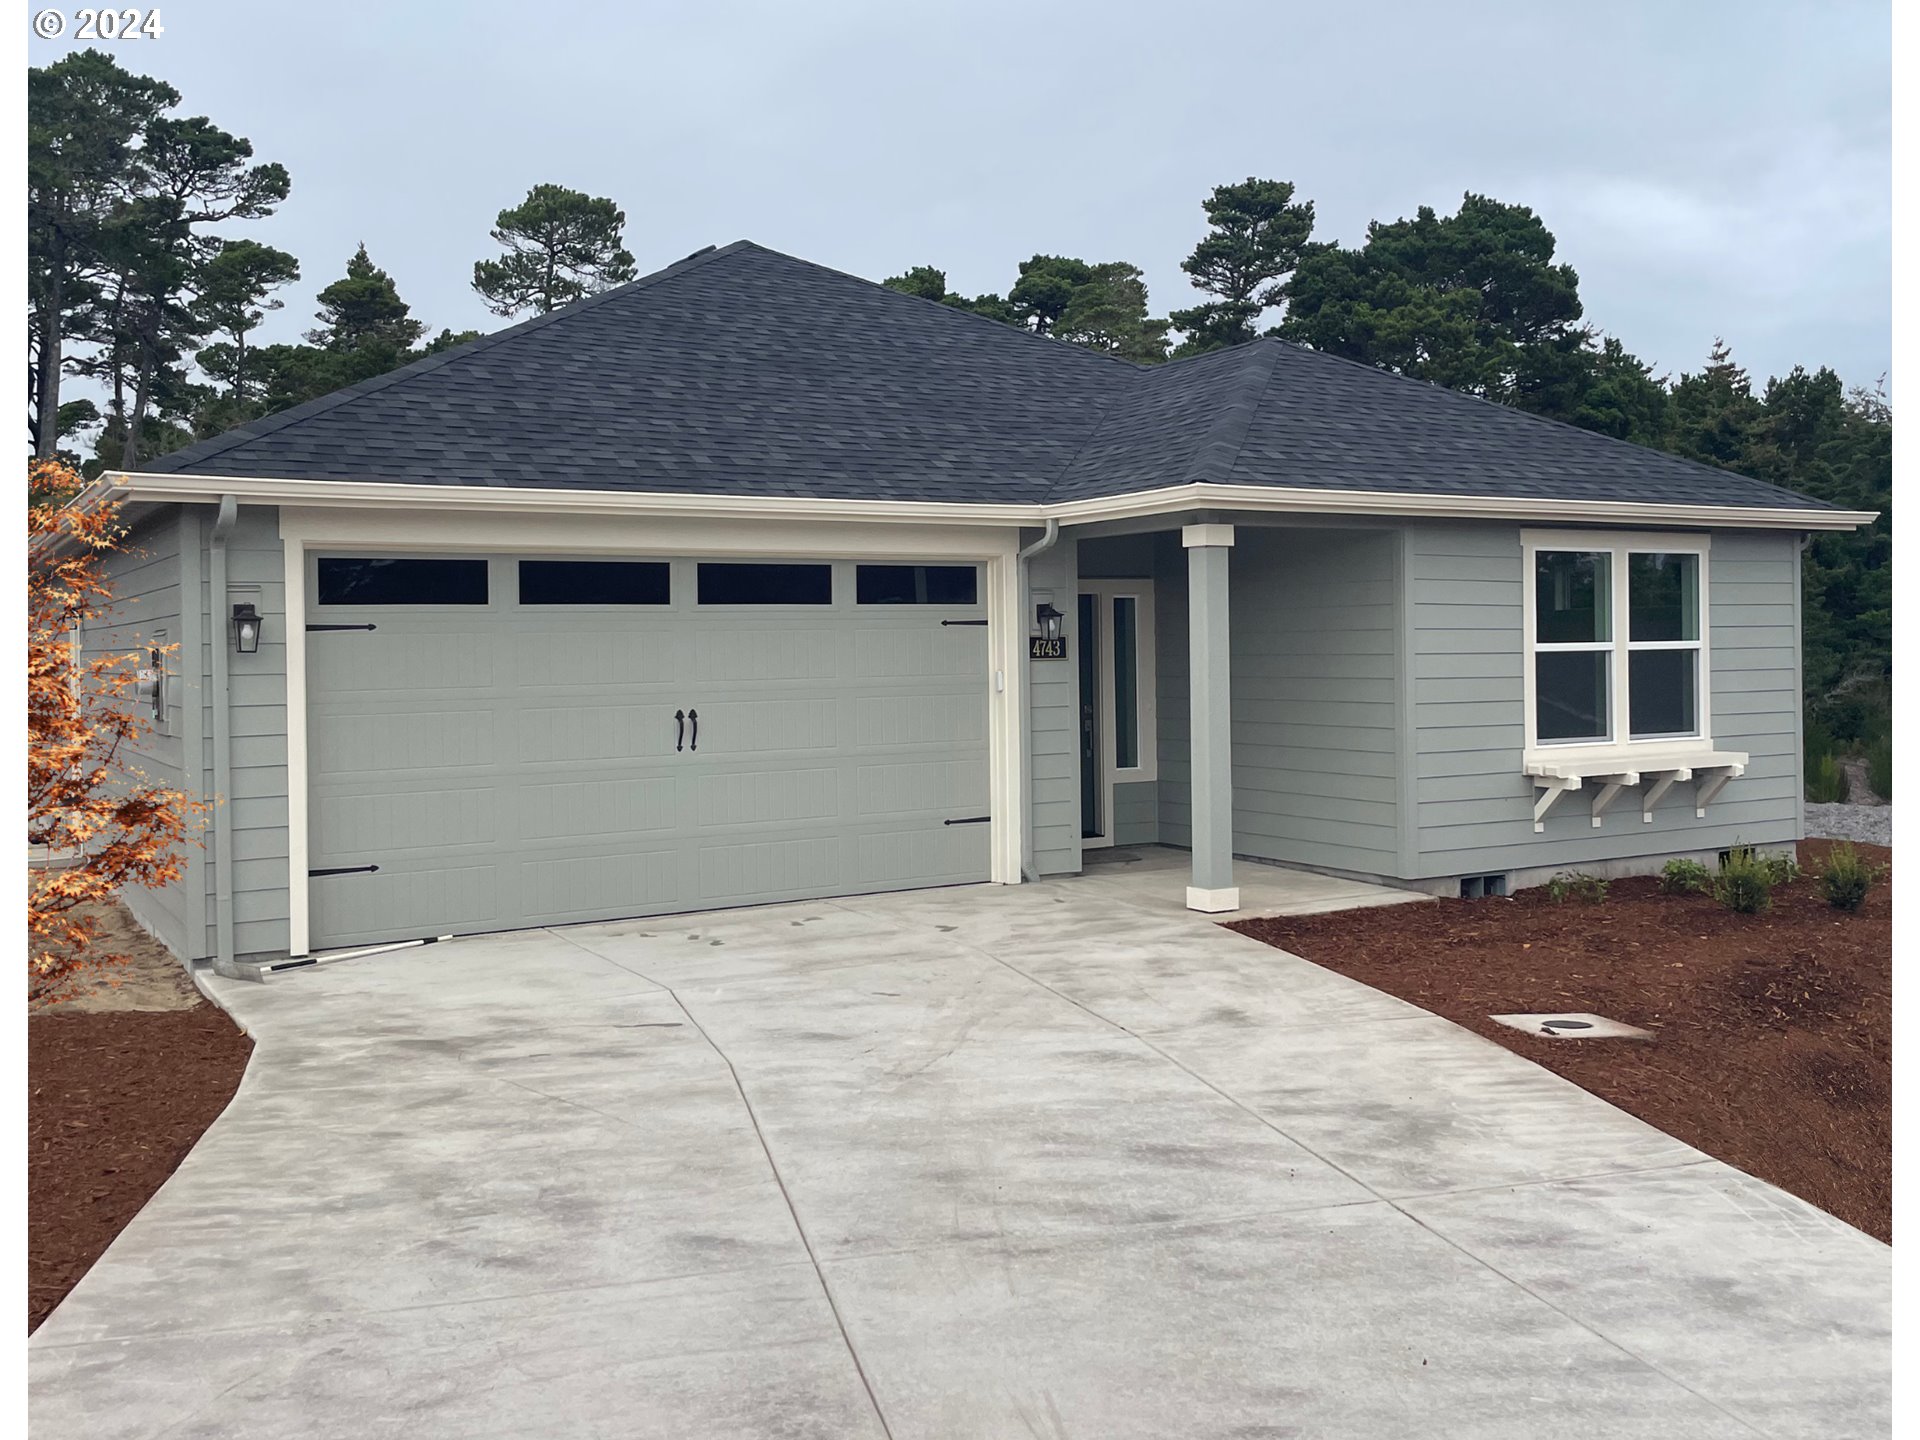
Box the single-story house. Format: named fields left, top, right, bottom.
left=78, top=240, right=1872, bottom=967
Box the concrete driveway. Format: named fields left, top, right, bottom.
left=31, top=851, right=1889, bottom=1438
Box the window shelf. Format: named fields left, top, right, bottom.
left=1523, top=749, right=1748, bottom=832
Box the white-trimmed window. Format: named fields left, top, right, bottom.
left=1522, top=531, right=1710, bottom=756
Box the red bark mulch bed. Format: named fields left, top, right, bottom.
left=1230, top=839, right=1891, bottom=1242
left=29, top=1005, right=253, bottom=1332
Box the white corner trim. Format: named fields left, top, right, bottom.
left=1186, top=885, right=1241, bottom=913
left=986, top=551, right=1025, bottom=885
left=111, top=471, right=1877, bottom=534
left=1182, top=523, right=1236, bottom=548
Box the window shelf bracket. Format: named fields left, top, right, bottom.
left=1531, top=775, right=1580, bottom=833
left=1641, top=768, right=1690, bottom=822
left=1587, top=773, right=1639, bottom=828
left=1694, top=763, right=1745, bottom=818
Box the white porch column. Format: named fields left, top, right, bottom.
left=1184, top=523, right=1238, bottom=912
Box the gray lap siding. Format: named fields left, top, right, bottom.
left=1406, top=524, right=1801, bottom=879
left=1026, top=536, right=1082, bottom=876
left=1105, top=520, right=1803, bottom=888
left=1151, top=526, right=1404, bottom=876
left=75, top=509, right=199, bottom=959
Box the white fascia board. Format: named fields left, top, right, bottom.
left=112, top=471, right=1878, bottom=533
left=118, top=471, right=1038, bottom=526
left=1052, top=482, right=1876, bottom=533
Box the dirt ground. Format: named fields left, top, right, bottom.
left=28, top=892, right=252, bottom=1333
left=1231, top=839, right=1891, bottom=1243
left=29, top=891, right=204, bottom=1014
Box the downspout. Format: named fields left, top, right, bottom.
left=209, top=495, right=238, bottom=968
left=1016, top=518, right=1060, bottom=882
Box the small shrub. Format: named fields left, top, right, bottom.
left=1758, top=851, right=1799, bottom=888
left=1816, top=842, right=1885, bottom=912
left=1713, top=846, right=1773, bottom=914
left=1659, top=858, right=1712, bottom=894
left=1867, top=736, right=1891, bottom=800
left=1546, top=871, right=1608, bottom=904
left=1806, top=750, right=1847, bottom=804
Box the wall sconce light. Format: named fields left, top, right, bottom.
left=1035, top=602, right=1064, bottom=642
left=231, top=602, right=262, bottom=654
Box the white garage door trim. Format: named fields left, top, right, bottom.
left=279, top=506, right=1025, bottom=958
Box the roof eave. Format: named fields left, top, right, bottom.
left=109, top=471, right=1875, bottom=533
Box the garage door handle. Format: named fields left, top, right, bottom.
left=688, top=708, right=699, bottom=751
left=674, top=709, right=685, bottom=752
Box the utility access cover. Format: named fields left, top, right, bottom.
left=1491, top=1012, right=1653, bottom=1040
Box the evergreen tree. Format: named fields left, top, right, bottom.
left=1053, top=262, right=1169, bottom=363
left=472, top=184, right=636, bottom=317
left=27, top=50, right=176, bottom=456
left=1170, top=178, right=1315, bottom=356
left=880, top=265, right=1017, bottom=327
left=881, top=265, right=950, bottom=303
left=1009, top=255, right=1094, bottom=336
left=1280, top=193, right=1582, bottom=398
left=1663, top=338, right=1765, bottom=468
left=307, top=243, right=425, bottom=354
left=423, top=327, right=484, bottom=355
left=193, top=238, right=301, bottom=402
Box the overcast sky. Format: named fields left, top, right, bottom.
left=33, top=0, right=1892, bottom=392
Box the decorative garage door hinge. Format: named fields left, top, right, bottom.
left=309, top=864, right=381, bottom=877
left=943, top=816, right=990, bottom=826
left=306, top=622, right=378, bottom=632
left=940, top=619, right=988, bottom=626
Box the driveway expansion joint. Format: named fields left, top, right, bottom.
left=550, top=925, right=898, bottom=1440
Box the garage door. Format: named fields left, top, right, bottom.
left=305, top=554, right=991, bottom=949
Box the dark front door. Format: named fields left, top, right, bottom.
left=1079, top=592, right=1100, bottom=839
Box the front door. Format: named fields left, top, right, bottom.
left=1078, top=592, right=1101, bottom=839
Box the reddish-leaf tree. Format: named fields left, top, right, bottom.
left=28, top=457, right=206, bottom=1003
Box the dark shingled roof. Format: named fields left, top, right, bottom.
left=144, top=240, right=1833, bottom=515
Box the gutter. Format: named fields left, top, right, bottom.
left=209, top=495, right=238, bottom=969
left=1014, top=518, right=1060, bottom=882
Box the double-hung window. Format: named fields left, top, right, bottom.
left=1524, top=532, right=1709, bottom=755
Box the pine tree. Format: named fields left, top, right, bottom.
left=1170, top=178, right=1315, bottom=355
left=472, top=184, right=636, bottom=317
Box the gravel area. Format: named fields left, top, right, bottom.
left=1806, top=802, right=1892, bottom=847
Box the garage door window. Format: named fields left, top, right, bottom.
left=696, top=563, right=832, bottom=605
left=519, top=559, right=670, bottom=605
left=317, top=557, right=488, bottom=606
left=855, top=565, right=978, bottom=605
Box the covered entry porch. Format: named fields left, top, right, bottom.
left=1027, top=518, right=1406, bottom=911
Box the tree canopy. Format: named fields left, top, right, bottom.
left=1170, top=177, right=1315, bottom=355
left=1279, top=193, right=1583, bottom=396
left=472, top=184, right=637, bottom=317
left=29, top=47, right=289, bottom=467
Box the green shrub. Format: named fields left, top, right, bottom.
left=1546, top=871, right=1608, bottom=904
left=1816, top=842, right=1885, bottom=911
left=1867, top=736, right=1891, bottom=800
left=1713, top=846, right=1774, bottom=914
left=1806, top=750, right=1848, bottom=804
left=1758, top=851, right=1799, bottom=888
left=1659, top=858, right=1712, bottom=894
